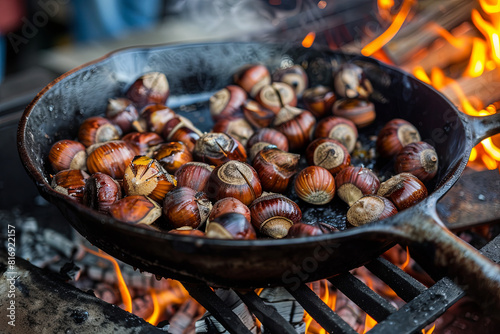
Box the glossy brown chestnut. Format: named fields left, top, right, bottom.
left=255, top=82, right=297, bottom=113
left=49, top=139, right=87, bottom=172
left=209, top=85, right=247, bottom=121
left=242, top=100, right=277, bottom=129
left=77, top=116, right=121, bottom=147
left=123, top=155, right=177, bottom=203
left=209, top=197, right=251, bottom=223
left=273, top=106, right=316, bottom=151
left=162, top=116, right=203, bottom=152
left=193, top=132, right=247, bottom=166
left=333, top=63, right=373, bottom=99
left=109, top=195, right=162, bottom=225
left=206, top=212, right=256, bottom=240
left=376, top=119, right=421, bottom=159
left=248, top=142, right=276, bottom=162
left=83, top=172, right=121, bottom=213
left=377, top=173, right=428, bottom=211
left=51, top=169, right=90, bottom=203
left=394, top=141, right=438, bottom=182
left=247, top=128, right=289, bottom=152
left=306, top=138, right=350, bottom=176
left=153, top=141, right=193, bottom=174
left=335, top=166, right=380, bottom=206
left=126, top=72, right=169, bottom=108
left=162, top=187, right=212, bottom=229
left=252, top=147, right=300, bottom=193
left=212, top=118, right=254, bottom=147
left=294, top=166, right=336, bottom=205
left=168, top=228, right=206, bottom=237
left=302, top=85, right=337, bottom=118
left=175, top=162, right=214, bottom=192
left=233, top=64, right=271, bottom=98
left=121, top=131, right=164, bottom=156
left=271, top=65, right=308, bottom=97
left=249, top=193, right=301, bottom=239
left=314, top=116, right=358, bottom=153
left=347, top=195, right=398, bottom=226
left=332, top=98, right=375, bottom=128
left=136, top=104, right=176, bottom=134
left=287, top=223, right=325, bottom=238
left=206, top=160, right=262, bottom=206
left=86, top=140, right=136, bottom=179
left=105, top=97, right=139, bottom=134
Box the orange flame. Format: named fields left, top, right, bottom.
left=361, top=276, right=378, bottom=333
left=466, top=38, right=487, bottom=77
left=400, top=246, right=411, bottom=271
left=362, top=0, right=415, bottom=56
left=480, top=0, right=500, bottom=13
left=422, top=323, right=436, bottom=334
left=145, top=289, right=161, bottom=325
left=302, top=31, right=316, bottom=48
left=317, top=1, right=327, bottom=10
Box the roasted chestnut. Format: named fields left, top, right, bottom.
left=347, top=195, right=398, bottom=226
left=287, top=223, right=326, bottom=238
left=83, top=172, right=122, bottom=213
left=255, top=82, right=297, bottom=113
left=212, top=118, right=254, bottom=147
left=123, top=156, right=177, bottom=203
left=121, top=131, right=164, bottom=156
left=332, top=99, right=375, bottom=128
left=333, top=63, right=373, bottom=99
left=86, top=140, right=135, bottom=179
left=78, top=116, right=121, bottom=147
left=153, top=141, right=193, bottom=174
left=209, top=85, right=247, bottom=121
left=377, top=173, right=428, bottom=211
left=271, top=65, right=308, bottom=98
left=168, top=227, right=206, bottom=237
left=126, top=72, right=169, bottom=108
left=206, top=160, right=262, bottom=206
left=302, top=85, right=337, bottom=118
left=209, top=197, right=251, bottom=223
left=162, top=187, right=212, bottom=229
left=335, top=166, right=380, bottom=206
left=49, top=139, right=87, bottom=172
left=193, top=132, right=247, bottom=166
left=175, top=162, right=214, bottom=192
left=394, top=141, right=438, bottom=182
left=162, top=116, right=203, bottom=152
left=273, top=106, right=316, bottom=151
left=294, top=166, right=336, bottom=205
left=252, top=147, right=299, bottom=193
left=305, top=138, right=350, bottom=176
left=242, top=100, right=277, bottom=129
left=247, top=128, right=289, bottom=152
left=314, top=116, right=358, bottom=153
left=233, top=64, right=271, bottom=98
left=206, top=212, right=256, bottom=240
left=136, top=104, right=176, bottom=134
left=51, top=169, right=90, bottom=203
left=376, top=119, right=421, bottom=159
left=109, top=195, right=162, bottom=225
left=105, top=98, right=139, bottom=134
left=249, top=193, right=301, bottom=239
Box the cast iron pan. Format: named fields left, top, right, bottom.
left=17, top=42, right=500, bottom=310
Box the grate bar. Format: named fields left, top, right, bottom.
left=286, top=284, right=358, bottom=334
left=182, top=283, right=254, bottom=334
left=329, top=272, right=397, bottom=322
left=236, top=291, right=298, bottom=334
left=365, top=257, right=427, bottom=303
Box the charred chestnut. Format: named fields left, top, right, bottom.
left=109, top=195, right=162, bottom=225
left=49, top=139, right=87, bottom=172
left=249, top=193, right=301, bottom=239
left=209, top=85, right=247, bottom=121
left=126, top=72, right=169, bottom=107
left=333, top=63, right=373, bottom=99
left=78, top=116, right=121, bottom=147
left=121, top=131, right=164, bottom=156
left=347, top=195, right=398, bottom=226
left=212, top=118, right=254, bottom=147
left=302, top=85, right=337, bottom=118
left=273, top=106, right=316, bottom=151
left=206, top=212, right=256, bottom=240
left=271, top=65, right=308, bottom=98
left=376, top=119, right=421, bottom=159
left=306, top=138, right=350, bottom=176
left=252, top=147, right=299, bottom=193
left=51, top=169, right=90, bottom=203
left=233, top=64, right=271, bottom=98
left=86, top=140, right=135, bottom=179
left=193, top=132, right=247, bottom=166
left=209, top=197, right=251, bottom=223
left=377, top=173, right=428, bottom=211
left=395, top=141, right=438, bottom=182
left=83, top=172, right=121, bottom=213
left=314, top=116, right=358, bottom=153
left=332, top=99, right=375, bottom=128
left=255, top=82, right=297, bottom=113
left=206, top=160, right=262, bottom=206
left=162, top=187, right=212, bottom=229
left=335, top=166, right=380, bottom=206
left=105, top=98, right=139, bottom=134
left=294, top=166, right=336, bottom=205
left=136, top=104, right=176, bottom=134
left=153, top=141, right=193, bottom=174
left=175, top=162, right=214, bottom=192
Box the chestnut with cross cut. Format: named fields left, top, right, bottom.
left=193, top=132, right=247, bottom=166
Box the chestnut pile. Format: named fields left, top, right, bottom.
left=48, top=62, right=439, bottom=240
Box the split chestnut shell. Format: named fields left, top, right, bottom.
left=193, top=132, right=247, bottom=166
left=252, top=147, right=300, bottom=193
left=51, top=169, right=90, bottom=203
left=153, top=141, right=193, bottom=174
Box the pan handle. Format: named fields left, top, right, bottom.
left=366, top=198, right=500, bottom=316
left=466, top=111, right=500, bottom=146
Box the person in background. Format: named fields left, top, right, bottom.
left=0, top=0, right=25, bottom=83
